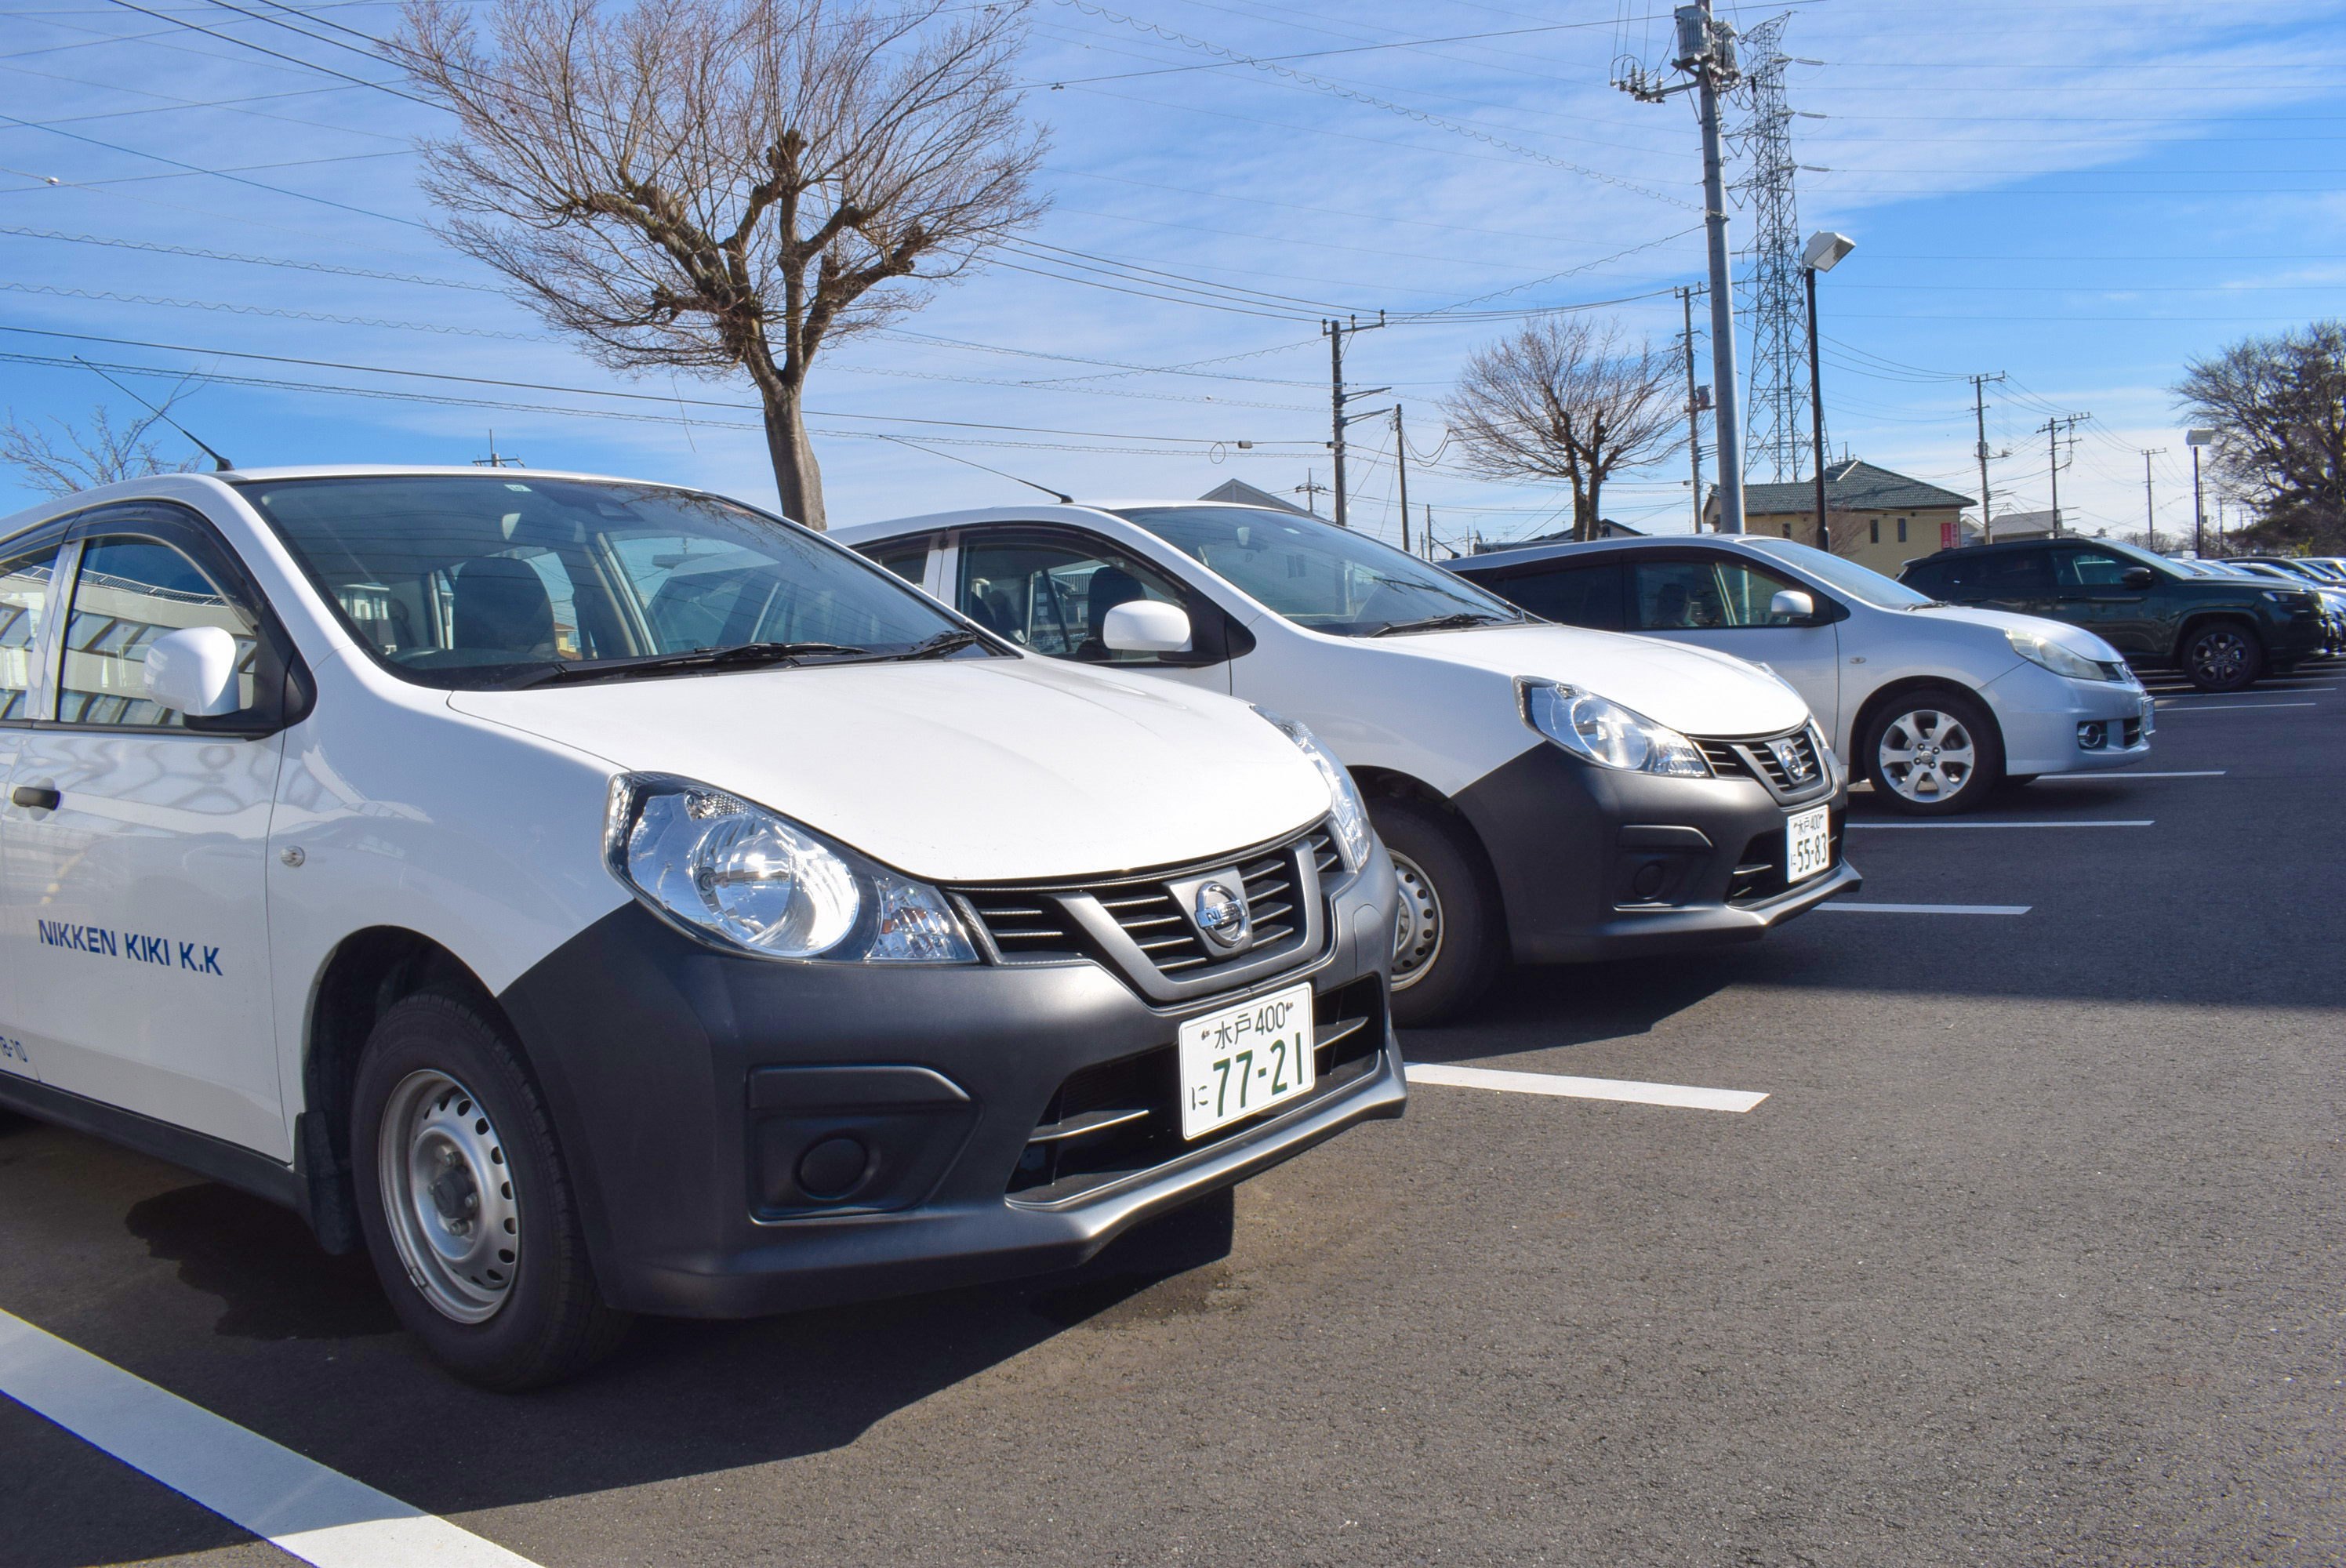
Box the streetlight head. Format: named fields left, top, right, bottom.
left=2186, top=428, right=2216, bottom=446
left=1801, top=230, right=1856, bottom=272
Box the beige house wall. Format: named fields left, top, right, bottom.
left=1745, top=508, right=1966, bottom=578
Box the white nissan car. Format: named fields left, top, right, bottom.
left=1450, top=533, right=2155, bottom=812
left=835, top=501, right=1859, bottom=1028
left=0, top=467, right=1402, bottom=1388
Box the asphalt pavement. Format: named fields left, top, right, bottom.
left=5, top=662, right=2342, bottom=1568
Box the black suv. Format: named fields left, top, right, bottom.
left=1898, top=537, right=2322, bottom=691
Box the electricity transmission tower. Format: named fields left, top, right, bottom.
left=1734, top=14, right=1806, bottom=484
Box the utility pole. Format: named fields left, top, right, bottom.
left=1970, top=372, right=2007, bottom=541
left=1323, top=313, right=1387, bottom=528
left=1680, top=285, right=1707, bottom=532
left=2037, top=412, right=2087, bottom=537
left=1620, top=2, right=1745, bottom=532
left=2141, top=448, right=2166, bottom=553
left=1393, top=405, right=1413, bottom=555
left=1295, top=471, right=1329, bottom=516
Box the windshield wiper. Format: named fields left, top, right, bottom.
left=888, top=628, right=986, bottom=660
left=1367, top=611, right=1518, bottom=637
left=488, top=641, right=877, bottom=689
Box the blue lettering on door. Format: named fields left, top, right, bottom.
left=36, top=920, right=222, bottom=977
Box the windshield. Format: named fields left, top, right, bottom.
left=2083, top=537, right=2180, bottom=575
left=240, top=475, right=968, bottom=688
left=1113, top=506, right=1524, bottom=637
left=1739, top=535, right=1939, bottom=609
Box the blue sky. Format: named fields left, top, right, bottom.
left=3, top=0, right=2341, bottom=553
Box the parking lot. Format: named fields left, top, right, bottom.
left=5, top=660, right=2342, bottom=1568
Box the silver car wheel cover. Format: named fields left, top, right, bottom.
left=1389, top=850, right=1444, bottom=992
left=378, top=1069, right=520, bottom=1324
left=1877, top=708, right=1977, bottom=804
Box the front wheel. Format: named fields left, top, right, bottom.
left=1863, top=689, right=2004, bottom=815
left=1369, top=796, right=1504, bottom=1028
left=352, top=991, right=632, bottom=1391
left=2180, top=622, right=2263, bottom=692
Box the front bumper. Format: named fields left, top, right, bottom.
left=1452, top=744, right=1858, bottom=967
left=1988, top=665, right=2155, bottom=776
left=496, top=841, right=1402, bottom=1318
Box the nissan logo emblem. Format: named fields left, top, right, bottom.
left=1194, top=880, right=1250, bottom=947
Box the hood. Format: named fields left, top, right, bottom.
left=1908, top=604, right=2126, bottom=662
left=1370, top=622, right=1810, bottom=736
left=449, top=655, right=1329, bottom=884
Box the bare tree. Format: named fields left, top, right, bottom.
left=1442, top=318, right=1686, bottom=542
left=393, top=0, right=1049, bottom=529
left=2174, top=320, right=2346, bottom=554
left=1, top=399, right=194, bottom=497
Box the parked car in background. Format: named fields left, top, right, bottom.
left=837, top=501, right=1858, bottom=1026
left=1448, top=534, right=2152, bottom=816
left=1897, top=536, right=2324, bottom=691
left=0, top=467, right=1404, bottom=1389
left=2181, top=560, right=2346, bottom=656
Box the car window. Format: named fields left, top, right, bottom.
left=238, top=475, right=964, bottom=688
left=2053, top=550, right=2134, bottom=588
left=1741, top=537, right=1936, bottom=609
left=866, top=539, right=929, bottom=586
left=0, top=539, right=59, bottom=721
left=1115, top=505, right=1520, bottom=637
left=957, top=532, right=1187, bottom=662
left=1972, top=550, right=2054, bottom=597
left=1486, top=561, right=1622, bottom=630
left=1630, top=557, right=1807, bottom=630
left=58, top=536, right=260, bottom=727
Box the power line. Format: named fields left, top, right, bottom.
left=0, top=225, right=496, bottom=289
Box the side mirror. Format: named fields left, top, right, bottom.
left=2120, top=566, right=2158, bottom=590
left=1769, top=588, right=1816, bottom=621
left=1101, top=600, right=1193, bottom=654
left=143, top=626, right=244, bottom=717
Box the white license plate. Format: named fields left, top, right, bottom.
left=1785, top=804, right=1832, bottom=883
left=1178, top=981, right=1316, bottom=1140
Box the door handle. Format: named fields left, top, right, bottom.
left=11, top=786, right=60, bottom=810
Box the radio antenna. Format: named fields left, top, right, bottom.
left=879, top=435, right=1073, bottom=504
left=73, top=358, right=234, bottom=471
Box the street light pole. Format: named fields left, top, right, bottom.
left=1799, top=231, right=1854, bottom=554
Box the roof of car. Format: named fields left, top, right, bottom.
left=1451, top=532, right=1768, bottom=572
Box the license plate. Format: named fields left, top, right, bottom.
left=1178, top=982, right=1316, bottom=1140
left=1785, top=804, right=1832, bottom=883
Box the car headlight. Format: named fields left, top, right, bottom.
left=2005, top=626, right=2112, bottom=681
left=606, top=775, right=975, bottom=963
left=1252, top=707, right=1372, bottom=869
left=2263, top=589, right=2313, bottom=608
left=1519, top=679, right=1709, bottom=776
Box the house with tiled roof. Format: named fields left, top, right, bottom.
left=1706, top=459, right=1977, bottom=574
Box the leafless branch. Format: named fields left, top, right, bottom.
left=0, top=390, right=198, bottom=497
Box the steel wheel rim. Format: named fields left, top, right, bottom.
left=1388, top=850, right=1444, bottom=992
left=2192, top=629, right=2250, bottom=684
left=1877, top=708, right=1977, bottom=804
left=377, top=1069, right=519, bottom=1324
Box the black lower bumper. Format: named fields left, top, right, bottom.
left=1452, top=744, right=1858, bottom=966
left=496, top=846, right=1402, bottom=1319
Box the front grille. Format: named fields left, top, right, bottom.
left=1006, top=975, right=1387, bottom=1205
left=1726, top=808, right=1844, bottom=906
left=1691, top=724, right=1832, bottom=802
left=957, top=825, right=1336, bottom=995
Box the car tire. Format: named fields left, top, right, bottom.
left=1370, top=795, right=1504, bottom=1029
left=352, top=989, right=632, bottom=1391
left=2180, top=622, right=2263, bottom=692
left=1862, top=688, right=2004, bottom=816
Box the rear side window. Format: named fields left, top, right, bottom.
left=1484, top=562, right=1622, bottom=630
left=1973, top=549, right=2053, bottom=597
left=1899, top=558, right=1952, bottom=595
left=0, top=539, right=58, bottom=720
left=59, top=537, right=260, bottom=727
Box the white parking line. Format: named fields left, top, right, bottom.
left=2153, top=701, right=2317, bottom=711
left=0, top=1308, right=538, bottom=1568
left=2039, top=770, right=2224, bottom=779
left=1405, top=1062, right=1766, bottom=1112
left=1846, top=820, right=2153, bottom=829
left=1815, top=902, right=2030, bottom=914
